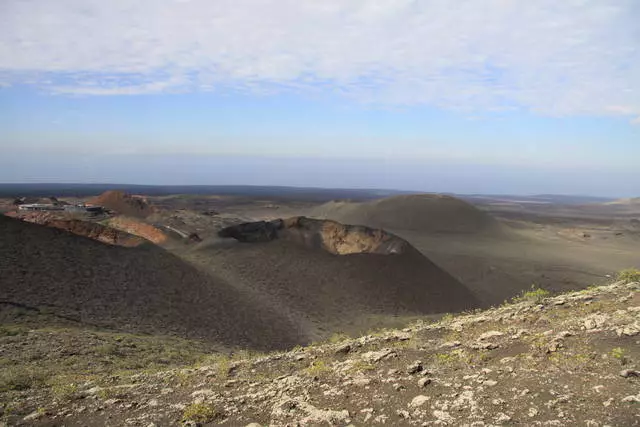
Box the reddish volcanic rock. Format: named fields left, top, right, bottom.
left=89, top=191, right=155, bottom=218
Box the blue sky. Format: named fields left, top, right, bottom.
left=1, top=0, right=639, bottom=196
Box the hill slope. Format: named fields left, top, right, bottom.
left=187, top=217, right=480, bottom=338
left=2, top=278, right=638, bottom=425
left=308, top=194, right=502, bottom=234
left=89, top=190, right=156, bottom=218
left=0, top=215, right=304, bottom=350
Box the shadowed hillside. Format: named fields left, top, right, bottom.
left=0, top=215, right=304, bottom=351
left=191, top=217, right=480, bottom=338
left=308, top=194, right=503, bottom=234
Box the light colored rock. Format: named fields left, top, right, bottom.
left=272, top=398, right=350, bottom=425
left=619, top=369, right=640, bottom=378
left=478, top=330, right=504, bottom=340
left=23, top=412, right=42, bottom=422
left=495, top=413, right=511, bottom=424
left=397, top=409, right=410, bottom=419
left=433, top=410, right=455, bottom=423
left=391, top=331, right=412, bottom=341
left=361, top=348, right=397, bottom=363
left=418, top=377, right=431, bottom=388
left=440, top=341, right=461, bottom=349
left=483, top=379, right=498, bottom=387
left=546, top=340, right=563, bottom=353
left=409, top=395, right=430, bottom=408
left=622, top=394, right=640, bottom=403
left=335, top=343, right=351, bottom=354
left=616, top=323, right=640, bottom=337
left=361, top=408, right=374, bottom=423
left=191, top=389, right=215, bottom=398
left=471, top=341, right=499, bottom=350
left=584, top=314, right=608, bottom=330
left=511, top=329, right=529, bottom=339
left=406, top=360, right=423, bottom=374
left=353, top=377, right=372, bottom=386
left=374, top=414, right=389, bottom=424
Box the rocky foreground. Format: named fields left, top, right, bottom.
left=2, top=279, right=640, bottom=426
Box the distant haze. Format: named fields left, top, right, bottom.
left=0, top=154, right=637, bottom=198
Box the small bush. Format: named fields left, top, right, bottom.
left=51, top=382, right=78, bottom=401
left=434, top=350, right=463, bottom=365
left=182, top=403, right=220, bottom=423
left=610, top=347, right=628, bottom=365
left=617, top=268, right=640, bottom=283
left=328, top=332, right=349, bottom=344
left=439, top=313, right=456, bottom=324
left=0, top=366, right=47, bottom=392
left=347, top=360, right=376, bottom=373
left=304, top=360, right=330, bottom=377
left=0, top=327, right=19, bottom=337
left=216, top=356, right=231, bottom=379
left=513, top=285, right=550, bottom=304
left=95, top=343, right=121, bottom=357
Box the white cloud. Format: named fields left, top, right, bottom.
left=0, top=0, right=639, bottom=118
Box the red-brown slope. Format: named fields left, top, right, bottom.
left=105, top=216, right=168, bottom=245
left=89, top=191, right=155, bottom=218
left=8, top=212, right=146, bottom=247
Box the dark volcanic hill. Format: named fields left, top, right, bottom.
left=0, top=214, right=480, bottom=350
left=0, top=215, right=303, bottom=350
left=308, top=193, right=502, bottom=234
left=197, top=217, right=479, bottom=337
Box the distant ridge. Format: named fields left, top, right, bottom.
left=308, top=194, right=502, bottom=234
left=0, top=183, right=414, bottom=202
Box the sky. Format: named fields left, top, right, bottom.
left=1, top=0, right=639, bottom=196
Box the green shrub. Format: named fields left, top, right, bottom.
left=95, top=343, right=121, bottom=357
left=512, top=285, right=550, bottom=304
left=0, top=366, right=47, bottom=392
left=51, top=382, right=78, bottom=401
left=182, top=403, right=220, bottom=423
left=617, top=268, right=640, bottom=283
left=610, top=347, right=628, bottom=365
left=304, top=360, right=330, bottom=377
left=347, top=360, right=376, bottom=373
left=0, top=325, right=25, bottom=337
left=328, top=332, right=349, bottom=343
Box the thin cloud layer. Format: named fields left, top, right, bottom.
left=1, top=0, right=639, bottom=120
